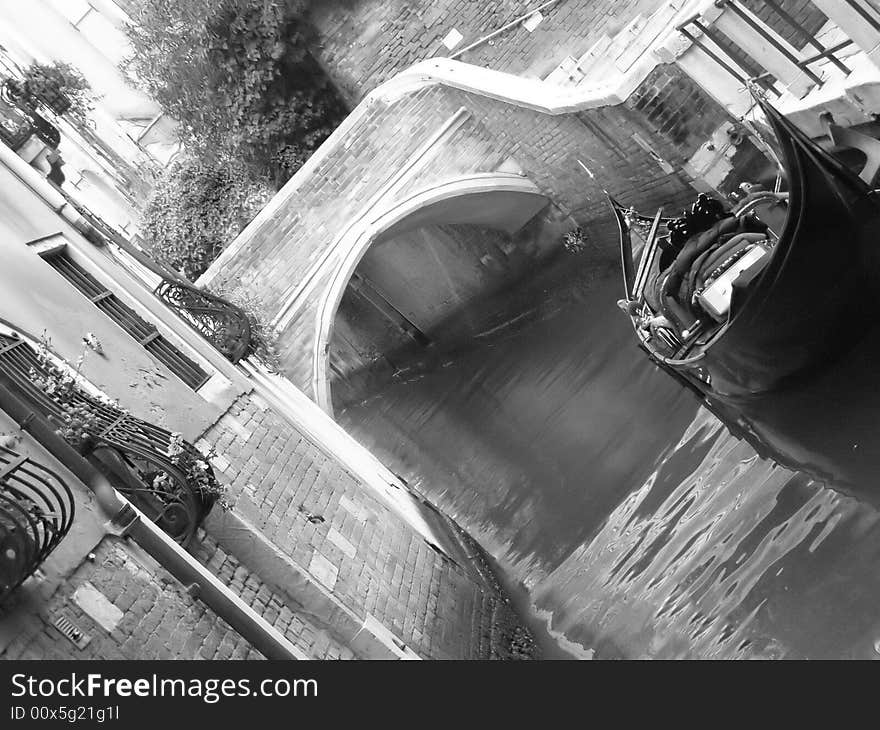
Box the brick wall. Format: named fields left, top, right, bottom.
left=624, top=64, right=732, bottom=164
left=198, top=393, right=531, bottom=659
left=311, top=0, right=667, bottom=104
left=464, top=88, right=703, bottom=220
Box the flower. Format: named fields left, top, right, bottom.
left=563, top=227, right=588, bottom=254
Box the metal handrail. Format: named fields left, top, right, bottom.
left=720, top=0, right=823, bottom=85
left=760, top=0, right=851, bottom=75
left=680, top=17, right=783, bottom=96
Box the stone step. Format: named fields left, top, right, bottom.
left=544, top=54, right=587, bottom=87
left=609, top=3, right=683, bottom=73
left=544, top=34, right=615, bottom=87
left=543, top=1, right=688, bottom=88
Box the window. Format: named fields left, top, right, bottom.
left=41, top=246, right=210, bottom=390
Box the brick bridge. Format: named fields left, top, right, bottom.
left=198, top=2, right=764, bottom=413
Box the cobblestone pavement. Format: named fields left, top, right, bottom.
left=200, top=393, right=530, bottom=659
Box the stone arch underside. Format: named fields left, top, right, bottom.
left=313, top=178, right=554, bottom=413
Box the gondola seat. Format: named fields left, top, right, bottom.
left=823, top=118, right=880, bottom=188
left=656, top=215, right=769, bottom=333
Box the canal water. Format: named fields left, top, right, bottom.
left=337, top=264, right=880, bottom=660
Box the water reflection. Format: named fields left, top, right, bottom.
left=338, top=272, right=880, bottom=659
left=719, top=324, right=880, bottom=503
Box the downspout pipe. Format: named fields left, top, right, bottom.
left=0, top=373, right=305, bottom=661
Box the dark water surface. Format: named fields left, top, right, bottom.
left=338, top=274, right=880, bottom=659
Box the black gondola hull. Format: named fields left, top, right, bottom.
left=624, top=101, right=880, bottom=398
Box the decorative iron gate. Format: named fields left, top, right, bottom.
left=154, top=280, right=252, bottom=364
left=0, top=445, right=75, bottom=604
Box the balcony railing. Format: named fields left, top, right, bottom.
left=154, top=280, right=252, bottom=364
left=677, top=15, right=785, bottom=97
left=721, top=0, right=852, bottom=83
left=0, top=445, right=75, bottom=604
left=0, top=329, right=221, bottom=545
left=677, top=0, right=857, bottom=100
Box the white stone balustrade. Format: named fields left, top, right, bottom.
left=809, top=0, right=880, bottom=71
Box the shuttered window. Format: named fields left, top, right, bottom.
left=44, top=250, right=210, bottom=390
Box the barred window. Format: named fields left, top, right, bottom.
left=40, top=245, right=209, bottom=390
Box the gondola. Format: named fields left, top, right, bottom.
left=614, top=99, right=880, bottom=399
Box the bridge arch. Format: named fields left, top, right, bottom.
left=311, top=173, right=551, bottom=414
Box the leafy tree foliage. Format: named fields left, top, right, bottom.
left=141, top=156, right=274, bottom=279
left=124, top=0, right=346, bottom=184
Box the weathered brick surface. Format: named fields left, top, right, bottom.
left=624, top=64, right=732, bottom=165
left=199, top=393, right=529, bottom=659
left=311, top=0, right=667, bottom=104
left=461, top=84, right=704, bottom=221
left=1, top=538, right=262, bottom=661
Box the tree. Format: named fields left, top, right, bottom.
left=141, top=156, right=274, bottom=279
left=4, top=62, right=95, bottom=120
left=124, top=0, right=346, bottom=185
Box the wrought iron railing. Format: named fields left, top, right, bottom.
left=155, top=280, right=253, bottom=364
left=0, top=330, right=220, bottom=546
left=677, top=13, right=783, bottom=97
left=721, top=0, right=851, bottom=84
left=751, top=0, right=852, bottom=76
left=678, top=0, right=856, bottom=96
left=0, top=101, right=32, bottom=151
left=0, top=445, right=75, bottom=604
